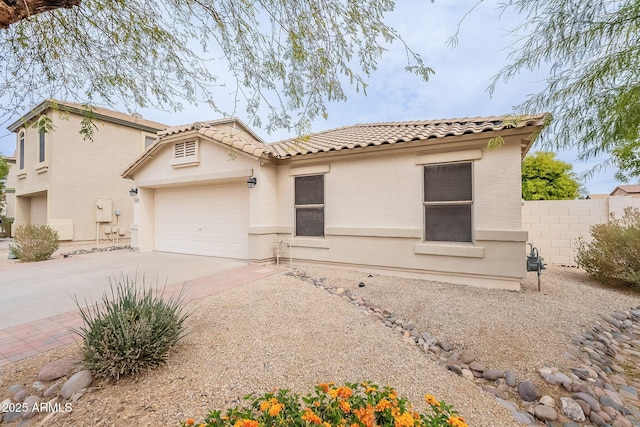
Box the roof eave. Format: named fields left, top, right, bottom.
left=7, top=99, right=167, bottom=133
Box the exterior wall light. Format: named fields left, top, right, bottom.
left=247, top=177, right=257, bottom=188
left=129, top=188, right=138, bottom=196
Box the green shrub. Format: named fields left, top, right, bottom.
left=9, top=223, right=59, bottom=261
left=575, top=207, right=640, bottom=287
left=181, top=382, right=468, bottom=427
left=72, top=274, right=189, bottom=380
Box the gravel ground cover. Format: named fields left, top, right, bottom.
left=1, top=263, right=639, bottom=426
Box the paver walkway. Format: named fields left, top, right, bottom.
left=0, top=264, right=284, bottom=368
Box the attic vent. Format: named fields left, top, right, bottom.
left=171, top=140, right=200, bottom=168
left=174, top=141, right=197, bottom=159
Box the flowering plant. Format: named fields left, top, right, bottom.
left=180, top=382, right=468, bottom=427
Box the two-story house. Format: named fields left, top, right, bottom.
left=7, top=99, right=166, bottom=242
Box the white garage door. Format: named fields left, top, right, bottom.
left=154, top=184, right=249, bottom=259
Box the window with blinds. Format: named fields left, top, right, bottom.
left=294, top=175, right=325, bottom=237
left=423, top=162, right=473, bottom=242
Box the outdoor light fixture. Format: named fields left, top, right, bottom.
left=247, top=177, right=257, bottom=188
left=129, top=188, right=138, bottom=196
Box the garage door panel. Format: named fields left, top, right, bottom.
left=154, top=184, right=249, bottom=258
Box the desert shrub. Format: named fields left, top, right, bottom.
left=9, top=223, right=59, bottom=261
left=181, top=382, right=467, bottom=427
left=575, top=207, right=640, bottom=287
left=72, top=274, right=189, bottom=380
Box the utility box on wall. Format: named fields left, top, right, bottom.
left=95, top=199, right=113, bottom=223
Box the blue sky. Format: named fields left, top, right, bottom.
left=0, top=0, right=625, bottom=195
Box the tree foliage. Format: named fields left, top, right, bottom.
left=522, top=151, right=582, bottom=200
left=0, top=0, right=433, bottom=135
left=491, top=0, right=640, bottom=181
left=0, top=156, right=8, bottom=210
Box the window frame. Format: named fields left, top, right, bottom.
left=144, top=135, right=156, bottom=150
left=423, top=161, right=473, bottom=243
left=38, top=130, right=46, bottom=163
left=18, top=130, right=25, bottom=170
left=294, top=174, right=325, bottom=237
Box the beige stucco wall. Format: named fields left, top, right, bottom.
left=271, top=134, right=528, bottom=290
left=523, top=197, right=640, bottom=266
left=12, top=110, right=160, bottom=241
left=130, top=130, right=532, bottom=290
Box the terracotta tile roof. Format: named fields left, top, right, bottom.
left=159, top=118, right=270, bottom=158
left=269, top=114, right=548, bottom=158
left=124, top=114, right=547, bottom=178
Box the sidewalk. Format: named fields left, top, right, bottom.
left=0, top=263, right=285, bottom=368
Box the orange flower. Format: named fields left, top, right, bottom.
left=319, top=383, right=330, bottom=392
left=313, top=401, right=321, bottom=407
left=234, top=420, right=259, bottom=427
left=353, top=404, right=377, bottom=427
left=365, top=386, right=377, bottom=394
left=336, top=386, right=352, bottom=399
left=269, top=403, right=284, bottom=416
left=323, top=423, right=331, bottom=427
left=375, top=399, right=392, bottom=412
left=339, top=400, right=351, bottom=413
left=259, top=400, right=271, bottom=412
left=185, top=420, right=195, bottom=426
left=302, top=408, right=323, bottom=425
left=328, top=389, right=339, bottom=399
left=447, top=416, right=468, bottom=427
left=393, top=412, right=415, bottom=427
left=424, top=394, right=440, bottom=408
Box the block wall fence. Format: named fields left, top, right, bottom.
left=521, top=197, right=640, bottom=266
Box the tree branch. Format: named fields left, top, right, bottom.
left=0, top=0, right=81, bottom=29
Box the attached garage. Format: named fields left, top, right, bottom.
left=153, top=183, right=250, bottom=259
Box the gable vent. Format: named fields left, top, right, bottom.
left=174, top=141, right=196, bottom=159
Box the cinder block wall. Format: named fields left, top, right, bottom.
left=522, top=197, right=640, bottom=266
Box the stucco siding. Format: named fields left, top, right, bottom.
left=11, top=106, right=163, bottom=242
left=47, top=113, right=150, bottom=241
left=473, top=142, right=522, bottom=229
left=271, top=137, right=528, bottom=289
left=128, top=120, right=540, bottom=290
left=29, top=192, right=47, bottom=225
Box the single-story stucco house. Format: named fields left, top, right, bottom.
left=122, top=114, right=547, bottom=290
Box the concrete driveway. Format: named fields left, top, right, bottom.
left=0, top=248, right=247, bottom=329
